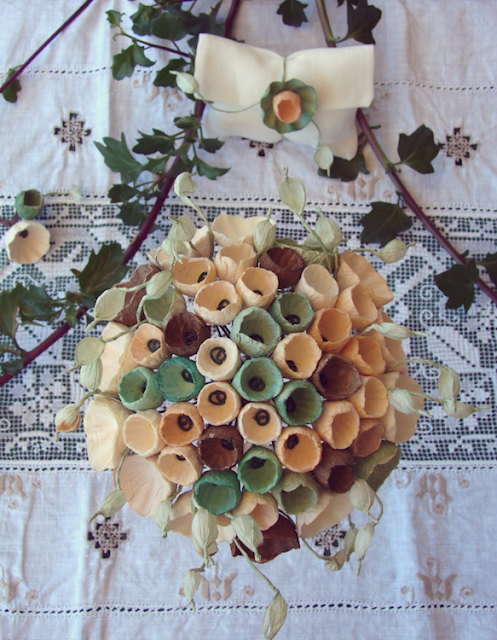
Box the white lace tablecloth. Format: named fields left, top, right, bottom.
left=0, top=1, right=496, bottom=638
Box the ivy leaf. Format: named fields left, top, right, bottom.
left=434, top=259, right=479, bottom=312
left=94, top=134, right=143, bottom=184
left=65, top=306, right=79, bottom=328
left=142, top=156, right=167, bottom=175
left=397, top=124, right=440, bottom=174
left=479, top=251, right=497, bottom=287
left=360, top=201, right=412, bottom=246
left=117, top=201, right=143, bottom=226
left=133, top=131, right=175, bottom=155
left=174, top=116, right=201, bottom=131
left=0, top=286, right=22, bottom=342
left=111, top=44, right=155, bottom=81
left=2, top=69, right=21, bottom=104
left=183, top=2, right=224, bottom=48
left=1, top=358, right=26, bottom=377
left=152, top=11, right=188, bottom=41
left=345, top=0, right=382, bottom=45
left=154, top=58, right=187, bottom=88
left=18, top=285, right=61, bottom=324
left=108, top=184, right=140, bottom=203
left=72, top=243, right=129, bottom=300
left=276, top=0, right=308, bottom=27
left=106, top=10, right=122, bottom=28
left=199, top=137, right=224, bottom=154
left=318, top=147, right=369, bottom=182
left=196, top=159, right=230, bottom=180
left=130, top=3, right=161, bottom=36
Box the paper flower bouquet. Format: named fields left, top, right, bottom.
left=57, top=169, right=484, bottom=637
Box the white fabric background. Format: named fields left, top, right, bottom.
left=0, top=0, right=496, bottom=638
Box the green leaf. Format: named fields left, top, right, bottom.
left=182, top=2, right=224, bottom=49
left=94, top=133, right=143, bottom=184
left=108, top=184, right=140, bottom=203
left=143, top=156, right=167, bottom=175
left=360, top=201, right=412, bottom=246
left=133, top=131, right=175, bottom=155
left=169, top=157, right=195, bottom=179
left=106, top=10, right=122, bottom=28
left=479, top=251, right=497, bottom=287
left=2, top=69, right=21, bottom=104
left=318, top=146, right=369, bottom=182
left=111, top=44, right=155, bottom=81
left=196, top=159, right=230, bottom=180
left=0, top=286, right=22, bottom=342
left=174, top=115, right=201, bottom=131
left=152, top=11, right=188, bottom=41
left=65, top=306, right=78, bottom=328
left=153, top=58, right=187, bottom=88
left=1, top=358, right=26, bottom=376
left=130, top=3, right=162, bottom=36
left=18, top=285, right=61, bottom=323
left=354, top=441, right=401, bottom=492
left=276, top=0, right=308, bottom=27
left=397, top=124, right=440, bottom=174
left=199, top=137, right=224, bottom=154
left=117, top=201, right=143, bottom=226
left=345, top=0, right=382, bottom=45
left=72, top=243, right=129, bottom=300
left=434, top=258, right=479, bottom=312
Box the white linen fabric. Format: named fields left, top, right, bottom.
left=0, top=0, right=496, bottom=638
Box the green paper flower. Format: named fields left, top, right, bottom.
left=261, top=79, right=317, bottom=134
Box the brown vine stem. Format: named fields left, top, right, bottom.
left=315, top=0, right=497, bottom=307
left=0, top=0, right=243, bottom=388
left=0, top=0, right=96, bottom=96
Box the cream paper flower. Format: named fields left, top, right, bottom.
left=194, top=34, right=374, bottom=160
left=4, top=219, right=50, bottom=264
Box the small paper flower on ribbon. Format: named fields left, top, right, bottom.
left=261, top=79, right=317, bottom=134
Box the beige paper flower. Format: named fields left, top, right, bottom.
left=5, top=219, right=50, bottom=264
left=194, top=280, right=242, bottom=325
left=275, top=426, right=322, bottom=473
left=129, top=323, right=170, bottom=369
left=337, top=250, right=394, bottom=308
left=307, top=308, right=352, bottom=353
left=231, top=491, right=279, bottom=531
left=296, top=489, right=353, bottom=538
left=123, top=409, right=165, bottom=457
left=237, top=402, right=282, bottom=445
left=348, top=376, right=389, bottom=419
left=235, top=267, right=279, bottom=309
left=367, top=309, right=409, bottom=373
left=214, top=243, right=257, bottom=285
left=173, top=256, right=217, bottom=297
left=118, top=453, right=176, bottom=518
left=340, top=335, right=386, bottom=376
left=335, top=284, right=378, bottom=331
left=169, top=490, right=194, bottom=537
left=272, top=333, right=321, bottom=379
left=99, top=322, right=137, bottom=395
left=212, top=214, right=274, bottom=247
left=295, top=265, right=339, bottom=311
left=84, top=396, right=132, bottom=471
left=157, top=444, right=203, bottom=485
left=379, top=372, right=424, bottom=443
left=312, top=400, right=360, bottom=449
left=196, top=337, right=242, bottom=381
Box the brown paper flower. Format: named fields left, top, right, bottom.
left=259, top=247, right=306, bottom=288
left=114, top=264, right=159, bottom=327
left=349, top=418, right=384, bottom=457
left=275, top=426, right=323, bottom=473
left=312, top=444, right=355, bottom=494
left=164, top=311, right=211, bottom=357
left=307, top=308, right=352, bottom=354
left=197, top=425, right=244, bottom=470
left=312, top=400, right=360, bottom=450
left=230, top=512, right=300, bottom=563
left=311, top=353, right=362, bottom=401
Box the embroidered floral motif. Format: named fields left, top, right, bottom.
left=0, top=474, right=36, bottom=510
left=312, top=524, right=347, bottom=557
left=416, top=473, right=453, bottom=515
left=400, top=585, right=415, bottom=604
left=246, top=139, right=275, bottom=157
left=417, top=558, right=457, bottom=601
left=87, top=517, right=129, bottom=559
left=440, top=128, right=478, bottom=166
left=179, top=565, right=237, bottom=602
left=54, top=112, right=91, bottom=152
left=346, top=175, right=379, bottom=201
left=0, top=565, right=38, bottom=609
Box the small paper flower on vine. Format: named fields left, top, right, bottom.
left=261, top=79, right=317, bottom=134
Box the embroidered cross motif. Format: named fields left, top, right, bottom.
left=54, top=112, right=92, bottom=152
left=440, top=127, right=478, bottom=166
left=246, top=139, right=275, bottom=157
left=313, top=524, right=347, bottom=557
left=87, top=518, right=128, bottom=559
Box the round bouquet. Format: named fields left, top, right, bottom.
left=57, top=171, right=482, bottom=638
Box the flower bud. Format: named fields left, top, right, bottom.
left=145, top=269, right=173, bottom=300
left=325, top=549, right=346, bottom=571
left=314, top=145, right=334, bottom=173
left=94, top=288, right=127, bottom=322
left=349, top=479, right=376, bottom=513
left=262, top=591, right=288, bottom=640
left=443, top=400, right=490, bottom=419
left=354, top=522, right=375, bottom=562
left=74, top=337, right=105, bottom=367
left=343, top=524, right=357, bottom=560
left=192, top=506, right=219, bottom=563
left=173, top=72, right=200, bottom=96
left=168, top=215, right=197, bottom=243
left=156, top=497, right=174, bottom=538
left=55, top=404, right=82, bottom=433
left=377, top=239, right=414, bottom=263
left=80, top=359, right=103, bottom=391
left=438, top=365, right=460, bottom=401
left=183, top=569, right=202, bottom=611
left=88, top=489, right=127, bottom=524
left=231, top=514, right=264, bottom=561
left=363, top=322, right=429, bottom=341
left=253, top=215, right=276, bottom=257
